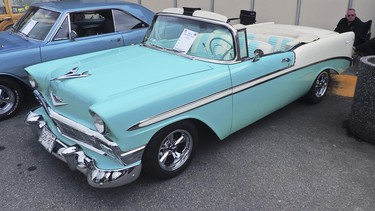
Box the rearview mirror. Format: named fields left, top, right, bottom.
left=252, top=49, right=264, bottom=62
left=69, top=30, right=78, bottom=40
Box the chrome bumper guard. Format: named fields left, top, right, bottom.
left=25, top=110, right=142, bottom=188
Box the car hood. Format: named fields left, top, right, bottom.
left=29, top=45, right=215, bottom=124
left=0, top=32, right=38, bottom=51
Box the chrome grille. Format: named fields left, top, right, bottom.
left=54, top=120, right=100, bottom=148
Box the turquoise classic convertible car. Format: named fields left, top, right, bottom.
left=25, top=8, right=354, bottom=188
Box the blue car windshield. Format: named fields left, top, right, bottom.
left=12, top=6, right=60, bottom=41
left=144, top=15, right=235, bottom=61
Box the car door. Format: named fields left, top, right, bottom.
left=41, top=10, right=124, bottom=62
left=112, top=9, right=149, bottom=45
left=229, top=51, right=297, bottom=132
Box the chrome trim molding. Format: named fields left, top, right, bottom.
left=51, top=67, right=90, bottom=81
left=32, top=90, right=146, bottom=165
left=128, top=88, right=232, bottom=130
left=154, top=13, right=240, bottom=63
left=50, top=91, right=67, bottom=106
left=129, top=56, right=348, bottom=130
left=48, top=108, right=117, bottom=147
left=25, top=111, right=142, bottom=188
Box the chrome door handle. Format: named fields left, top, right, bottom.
left=111, top=38, right=121, bottom=42
left=282, top=58, right=290, bottom=63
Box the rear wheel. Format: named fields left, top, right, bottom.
left=0, top=78, right=23, bottom=120
left=142, top=121, right=198, bottom=179
left=302, top=70, right=330, bottom=104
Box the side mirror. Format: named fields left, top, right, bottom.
left=69, top=30, right=77, bottom=40
left=252, top=49, right=264, bottom=62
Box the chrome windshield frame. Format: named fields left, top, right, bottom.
left=142, top=12, right=245, bottom=65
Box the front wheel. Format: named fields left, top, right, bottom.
left=0, top=78, right=23, bottom=121
left=301, top=70, right=330, bottom=104
left=142, top=121, right=198, bottom=179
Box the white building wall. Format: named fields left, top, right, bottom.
left=254, top=0, right=297, bottom=25
left=140, top=0, right=174, bottom=13
left=139, top=0, right=374, bottom=38
left=214, top=0, right=251, bottom=19
left=299, top=0, right=349, bottom=30
left=177, top=0, right=211, bottom=11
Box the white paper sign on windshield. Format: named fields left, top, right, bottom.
left=21, top=20, right=38, bottom=35
left=173, top=29, right=198, bottom=54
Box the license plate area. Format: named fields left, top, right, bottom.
left=38, top=127, right=56, bottom=153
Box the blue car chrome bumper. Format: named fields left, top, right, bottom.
left=25, top=110, right=142, bottom=188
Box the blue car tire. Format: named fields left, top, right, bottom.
left=0, top=78, right=23, bottom=120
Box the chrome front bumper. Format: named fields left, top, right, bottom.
left=25, top=110, right=142, bottom=188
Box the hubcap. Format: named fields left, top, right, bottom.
left=158, top=129, right=193, bottom=171
left=0, top=86, right=15, bottom=115
left=314, top=72, right=329, bottom=98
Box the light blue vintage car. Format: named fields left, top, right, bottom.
left=25, top=8, right=354, bottom=188
left=0, top=0, right=154, bottom=120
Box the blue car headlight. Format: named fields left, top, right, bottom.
left=28, top=74, right=38, bottom=89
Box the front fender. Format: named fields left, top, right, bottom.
left=90, top=65, right=233, bottom=150
left=0, top=46, right=42, bottom=86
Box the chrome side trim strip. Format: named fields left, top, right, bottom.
left=121, top=145, right=145, bottom=157
left=232, top=65, right=293, bottom=94
left=128, top=57, right=349, bottom=130
left=128, top=88, right=232, bottom=130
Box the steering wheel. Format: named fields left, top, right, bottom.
left=209, top=38, right=234, bottom=60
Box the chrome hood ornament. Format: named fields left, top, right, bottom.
left=51, top=67, right=90, bottom=81
left=50, top=91, right=67, bottom=106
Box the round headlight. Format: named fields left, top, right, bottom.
left=92, top=112, right=106, bottom=134
left=28, top=75, right=38, bottom=89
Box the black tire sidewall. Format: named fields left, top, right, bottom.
left=302, top=70, right=330, bottom=104
left=142, top=121, right=198, bottom=179
left=0, top=78, right=23, bottom=120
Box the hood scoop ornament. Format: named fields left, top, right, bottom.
left=51, top=67, right=90, bottom=81
left=50, top=91, right=67, bottom=106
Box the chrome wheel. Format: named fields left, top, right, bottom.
left=301, top=70, right=330, bottom=104
left=143, top=121, right=198, bottom=179
left=314, top=71, right=329, bottom=98
left=158, top=129, right=193, bottom=171
left=0, top=85, right=15, bottom=116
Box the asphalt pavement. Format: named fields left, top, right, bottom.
left=1, top=66, right=375, bottom=210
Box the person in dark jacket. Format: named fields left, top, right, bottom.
left=334, top=8, right=364, bottom=47
left=355, top=38, right=375, bottom=56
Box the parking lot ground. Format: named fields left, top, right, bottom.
left=1, top=64, right=374, bottom=210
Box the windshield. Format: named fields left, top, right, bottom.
left=12, top=6, right=60, bottom=41
left=143, top=15, right=235, bottom=61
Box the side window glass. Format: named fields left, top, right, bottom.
left=113, top=9, right=146, bottom=32
left=10, top=0, right=27, bottom=14
left=69, top=9, right=114, bottom=38
left=53, top=16, right=69, bottom=41
left=0, top=1, right=6, bottom=14
left=238, top=29, right=248, bottom=59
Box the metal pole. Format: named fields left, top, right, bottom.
left=348, top=0, right=353, bottom=9
left=295, top=0, right=301, bottom=25
left=174, top=0, right=177, bottom=7
left=251, top=0, right=255, bottom=11
left=138, top=0, right=141, bottom=5
left=211, top=0, right=215, bottom=12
